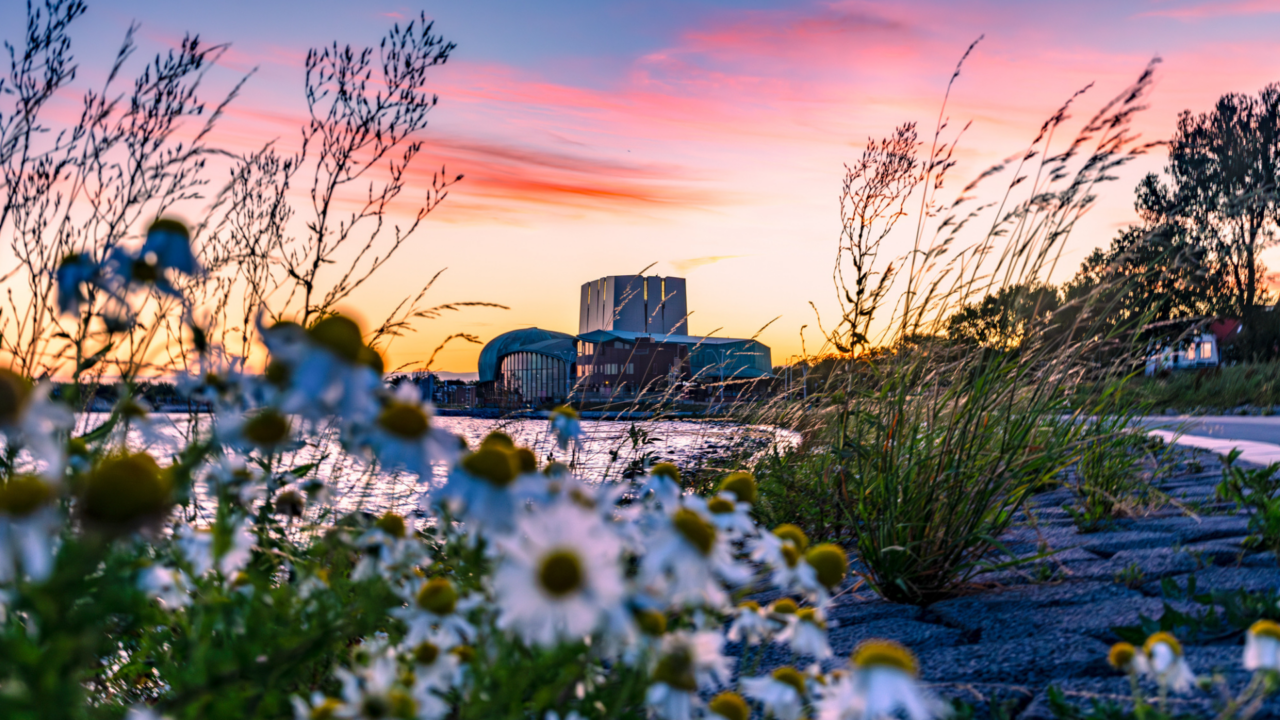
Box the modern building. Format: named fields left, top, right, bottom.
left=477, top=275, right=771, bottom=406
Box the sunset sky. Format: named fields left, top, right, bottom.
left=15, top=0, right=1280, bottom=375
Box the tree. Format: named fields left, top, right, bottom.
left=1138, top=84, right=1280, bottom=316
left=1061, top=223, right=1223, bottom=337
left=946, top=282, right=1060, bottom=350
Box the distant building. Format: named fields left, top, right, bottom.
left=477, top=275, right=771, bottom=406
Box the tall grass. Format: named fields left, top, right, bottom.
left=745, top=50, right=1166, bottom=604
left=1127, top=362, right=1280, bottom=412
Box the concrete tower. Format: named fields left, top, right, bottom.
left=579, top=275, right=688, bottom=335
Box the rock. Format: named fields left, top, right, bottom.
left=827, top=619, right=963, bottom=656
left=1115, top=515, right=1251, bottom=543
left=1157, top=566, right=1280, bottom=595
left=916, top=632, right=1111, bottom=686
left=928, top=582, right=1157, bottom=643
left=1078, top=531, right=1179, bottom=558
left=825, top=596, right=922, bottom=626
left=1057, top=548, right=1198, bottom=583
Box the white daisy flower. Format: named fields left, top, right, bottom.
left=353, top=512, right=425, bottom=582
left=141, top=218, right=201, bottom=276
left=1107, top=642, right=1146, bottom=675
left=817, top=640, right=940, bottom=720
left=113, top=396, right=170, bottom=449
left=429, top=439, right=536, bottom=536
left=404, top=637, right=462, bottom=720
left=138, top=565, right=192, bottom=610
left=1142, top=632, right=1197, bottom=693
left=0, top=369, right=73, bottom=478
left=55, top=252, right=99, bottom=315
left=290, top=692, right=343, bottom=720
left=365, top=383, right=459, bottom=478
left=548, top=405, right=581, bottom=450
left=392, top=576, right=476, bottom=646
left=779, top=607, right=833, bottom=659
left=706, top=692, right=750, bottom=720
left=1245, top=620, right=1280, bottom=671
left=334, top=651, right=417, bottom=719
left=493, top=496, right=625, bottom=647
left=742, top=666, right=808, bottom=720
left=262, top=315, right=383, bottom=423
left=646, top=631, right=734, bottom=720
left=0, top=475, right=61, bottom=583
left=726, top=601, right=773, bottom=646
left=641, top=500, right=751, bottom=609
left=698, top=492, right=755, bottom=539
left=176, top=518, right=255, bottom=579
left=218, top=406, right=297, bottom=456
left=636, top=463, right=683, bottom=507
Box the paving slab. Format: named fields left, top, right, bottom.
left=1112, top=514, right=1251, bottom=543
left=1156, top=566, right=1280, bottom=595
left=916, top=632, right=1111, bottom=686
left=1078, top=531, right=1180, bottom=558
left=827, top=618, right=963, bottom=656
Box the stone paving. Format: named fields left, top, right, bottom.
left=738, top=449, right=1280, bottom=718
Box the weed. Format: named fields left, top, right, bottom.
left=1113, top=576, right=1280, bottom=645
left=1215, top=449, right=1280, bottom=563
left=1114, top=563, right=1147, bottom=589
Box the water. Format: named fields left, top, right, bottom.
left=83, top=414, right=800, bottom=518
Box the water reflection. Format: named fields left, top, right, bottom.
left=81, top=414, right=799, bottom=518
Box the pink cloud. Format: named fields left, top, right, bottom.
left=1140, top=0, right=1280, bottom=19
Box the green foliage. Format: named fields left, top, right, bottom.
left=1064, top=416, right=1168, bottom=533
left=946, top=283, right=1061, bottom=350
left=1125, top=363, right=1280, bottom=412
left=1216, top=449, right=1280, bottom=562
left=1113, top=575, right=1280, bottom=646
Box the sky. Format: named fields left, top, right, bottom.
left=8, top=0, right=1280, bottom=375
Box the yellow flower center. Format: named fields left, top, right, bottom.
left=275, top=490, right=305, bottom=517
left=413, top=641, right=440, bottom=665
left=307, top=315, right=365, bottom=363
left=672, top=508, right=716, bottom=555
left=650, top=462, right=681, bottom=485
left=378, top=403, right=429, bottom=439
left=82, top=453, right=172, bottom=526
left=551, top=405, right=579, bottom=421
left=0, top=475, right=54, bottom=517
left=416, top=578, right=458, bottom=615
left=1143, top=631, right=1183, bottom=658
left=1108, top=642, right=1137, bottom=670
left=0, top=368, right=32, bottom=425
left=652, top=647, right=697, bottom=692
left=375, top=512, right=406, bottom=539
left=635, top=608, right=667, bottom=636
left=780, top=544, right=801, bottom=568
left=772, top=598, right=798, bottom=615
left=512, top=447, right=538, bottom=474
left=243, top=408, right=291, bottom=446
left=450, top=645, right=475, bottom=664
left=738, top=600, right=761, bottom=612
left=538, top=549, right=585, bottom=598
left=772, top=524, right=809, bottom=552
left=264, top=359, right=290, bottom=387
left=544, top=461, right=570, bottom=478
left=796, top=607, right=825, bottom=629
left=708, top=692, right=749, bottom=720
left=718, top=472, right=757, bottom=505
left=852, top=639, right=919, bottom=677
left=806, top=544, right=848, bottom=589
left=480, top=432, right=515, bottom=451
left=1250, top=619, right=1280, bottom=641
left=707, top=497, right=736, bottom=514
left=771, top=666, right=807, bottom=696
left=310, top=697, right=343, bottom=720
left=461, top=448, right=519, bottom=487
left=131, top=258, right=159, bottom=283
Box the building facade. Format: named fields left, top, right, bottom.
left=477, top=275, right=770, bottom=406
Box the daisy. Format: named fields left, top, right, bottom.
left=392, top=576, right=476, bottom=646
left=353, top=512, right=423, bottom=581
left=429, top=445, right=530, bottom=535
left=403, top=637, right=461, bottom=720
left=55, top=252, right=99, bottom=315
left=262, top=315, right=383, bottom=423
left=176, top=518, right=255, bottom=579
left=141, top=218, right=201, bottom=276
left=640, top=500, right=751, bottom=609
left=815, top=640, right=940, bottom=720
left=1141, top=632, right=1197, bottom=693
left=645, top=631, right=734, bottom=720
left=219, top=406, right=296, bottom=455
left=0, top=369, right=73, bottom=478
left=636, top=463, right=682, bottom=507
left=549, top=405, right=582, bottom=450
left=138, top=564, right=192, bottom=610
left=334, top=651, right=417, bottom=719
left=742, top=666, right=808, bottom=720
left=726, top=601, right=774, bottom=646
left=696, top=492, right=755, bottom=539
left=1245, top=619, right=1280, bottom=671
left=1107, top=642, right=1145, bottom=675
left=365, top=383, right=459, bottom=478
left=778, top=607, right=833, bottom=659
left=0, top=474, right=60, bottom=583
left=493, top=497, right=625, bottom=647
left=716, top=472, right=757, bottom=505
left=291, top=693, right=343, bottom=720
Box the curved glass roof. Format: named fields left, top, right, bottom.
left=477, top=327, right=577, bottom=383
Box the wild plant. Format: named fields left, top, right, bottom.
left=780, top=41, right=1166, bottom=602
left=1065, top=411, right=1168, bottom=532
left=1216, top=449, right=1280, bottom=563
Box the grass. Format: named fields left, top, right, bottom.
left=1125, top=362, right=1280, bottom=412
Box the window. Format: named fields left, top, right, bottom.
left=1200, top=342, right=1212, bottom=360
left=627, top=364, right=634, bottom=374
